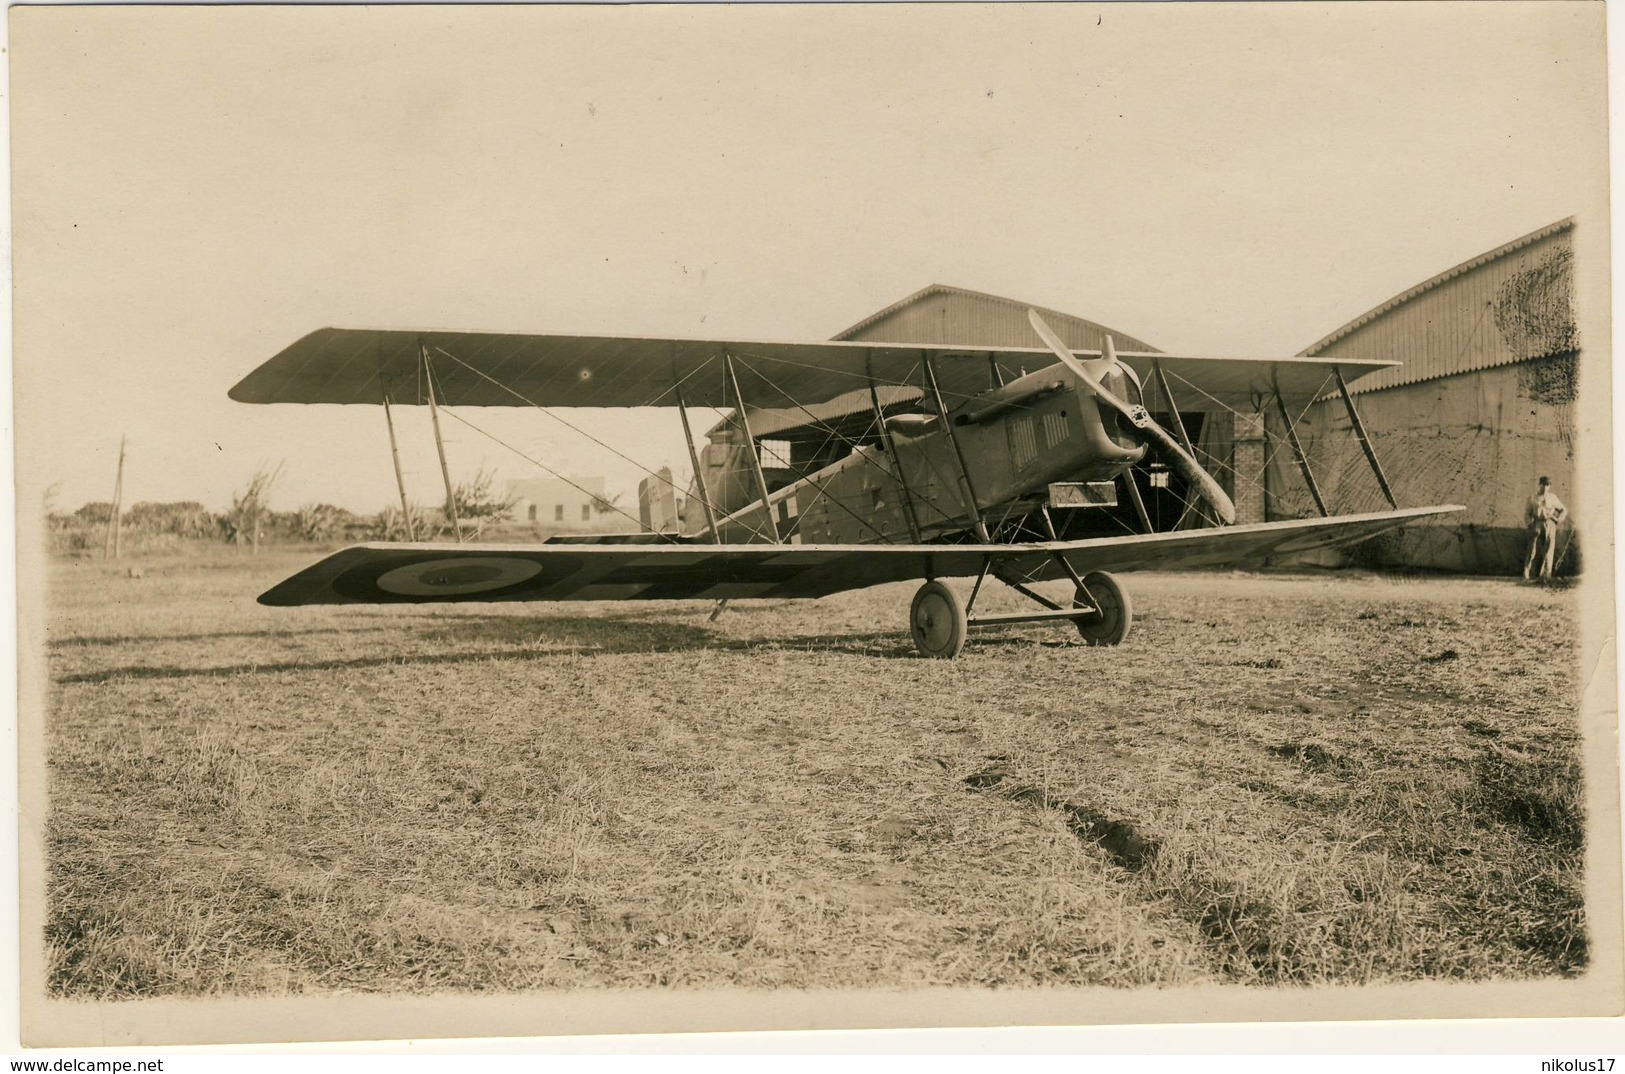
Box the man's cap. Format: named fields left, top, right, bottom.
left=1540, top=475, right=1551, bottom=485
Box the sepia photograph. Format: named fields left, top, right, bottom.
left=10, top=0, right=1620, bottom=1048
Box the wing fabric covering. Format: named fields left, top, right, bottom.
left=258, top=506, right=1459, bottom=606
left=228, top=327, right=1395, bottom=412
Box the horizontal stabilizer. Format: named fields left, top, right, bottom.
left=259, top=506, right=1461, bottom=607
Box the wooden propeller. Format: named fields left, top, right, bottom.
left=1027, top=309, right=1236, bottom=526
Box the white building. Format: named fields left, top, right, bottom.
left=508, top=475, right=608, bottom=530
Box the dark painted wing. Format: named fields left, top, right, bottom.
left=227, top=327, right=1395, bottom=411
left=258, top=506, right=1459, bottom=606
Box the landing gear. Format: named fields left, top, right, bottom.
left=1073, top=570, right=1132, bottom=646
left=910, top=579, right=967, bottom=659
left=909, top=569, right=1132, bottom=657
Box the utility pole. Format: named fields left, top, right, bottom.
left=104, top=436, right=126, bottom=559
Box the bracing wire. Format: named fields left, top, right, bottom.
left=425, top=338, right=1341, bottom=547
left=1162, top=367, right=1336, bottom=519
left=728, top=354, right=955, bottom=540
left=429, top=346, right=732, bottom=532
left=433, top=406, right=652, bottom=534
left=435, top=343, right=893, bottom=544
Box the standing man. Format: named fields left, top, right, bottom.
left=1523, top=476, right=1568, bottom=580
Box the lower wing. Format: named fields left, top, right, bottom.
left=258, top=506, right=1460, bottom=606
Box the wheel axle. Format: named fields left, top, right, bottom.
left=906, top=570, right=1132, bottom=657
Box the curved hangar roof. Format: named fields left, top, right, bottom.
left=1301, top=218, right=1576, bottom=395
left=833, top=282, right=1161, bottom=354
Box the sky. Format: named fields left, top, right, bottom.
left=12, top=2, right=1609, bottom=516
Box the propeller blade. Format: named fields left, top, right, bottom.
left=1027, top=309, right=1236, bottom=526
left=1133, top=416, right=1237, bottom=526
left=1027, top=308, right=1125, bottom=405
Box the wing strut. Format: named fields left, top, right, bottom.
left=866, top=351, right=923, bottom=544
left=923, top=354, right=991, bottom=543
left=1151, top=360, right=1199, bottom=457
left=675, top=370, right=731, bottom=620
left=1334, top=366, right=1399, bottom=510
left=421, top=341, right=464, bottom=542
left=673, top=376, right=721, bottom=543
left=1152, top=359, right=1216, bottom=530
left=1273, top=388, right=1329, bottom=517
left=381, top=391, right=417, bottom=541
left=1120, top=471, right=1154, bottom=533
left=724, top=353, right=782, bottom=543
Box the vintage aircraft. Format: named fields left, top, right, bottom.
left=229, top=309, right=1459, bottom=657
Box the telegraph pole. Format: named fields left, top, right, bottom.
left=104, top=436, right=126, bottom=559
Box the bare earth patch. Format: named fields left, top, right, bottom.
left=42, top=551, right=1586, bottom=995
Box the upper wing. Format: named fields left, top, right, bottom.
left=258, top=506, right=1459, bottom=606
left=228, top=327, right=1395, bottom=411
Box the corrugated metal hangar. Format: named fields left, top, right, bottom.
left=1273, top=217, right=1578, bottom=573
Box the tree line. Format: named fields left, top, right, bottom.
left=47, top=465, right=528, bottom=556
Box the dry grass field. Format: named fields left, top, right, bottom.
left=41, top=549, right=1587, bottom=997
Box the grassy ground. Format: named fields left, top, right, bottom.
left=42, top=550, right=1587, bottom=996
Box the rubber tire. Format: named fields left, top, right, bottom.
left=910, top=580, right=968, bottom=659
left=1074, top=570, right=1132, bottom=646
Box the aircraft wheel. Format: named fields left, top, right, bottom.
left=1074, top=571, right=1132, bottom=646
left=910, top=580, right=967, bottom=659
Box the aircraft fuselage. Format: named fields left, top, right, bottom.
left=697, top=362, right=1146, bottom=544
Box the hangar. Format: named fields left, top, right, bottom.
left=1272, top=218, right=1578, bottom=573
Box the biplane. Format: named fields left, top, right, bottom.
left=229, top=308, right=1459, bottom=657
